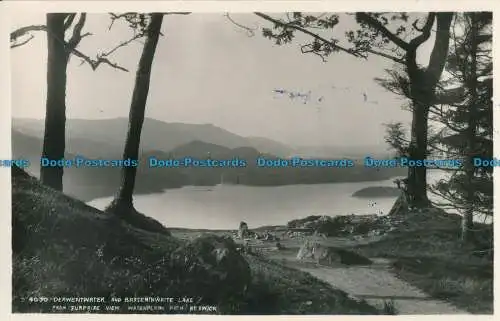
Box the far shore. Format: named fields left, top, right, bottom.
left=80, top=175, right=405, bottom=204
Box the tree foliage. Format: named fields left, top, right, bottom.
left=254, top=12, right=454, bottom=208
left=428, top=12, right=493, bottom=224
left=380, top=12, right=493, bottom=239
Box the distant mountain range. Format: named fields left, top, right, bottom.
left=12, top=118, right=296, bottom=158
left=11, top=118, right=406, bottom=202
left=12, top=118, right=393, bottom=158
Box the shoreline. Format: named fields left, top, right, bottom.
left=82, top=175, right=405, bottom=203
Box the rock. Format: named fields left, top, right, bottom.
left=297, top=241, right=373, bottom=266
left=238, top=221, right=249, bottom=239
left=318, top=215, right=330, bottom=222
left=262, top=231, right=277, bottom=241
left=334, top=249, right=373, bottom=266
left=288, top=213, right=395, bottom=238
left=170, top=234, right=251, bottom=309
left=297, top=240, right=313, bottom=260
left=304, top=221, right=316, bottom=228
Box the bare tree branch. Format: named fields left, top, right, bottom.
left=108, top=13, right=127, bottom=30
left=109, top=11, right=191, bottom=30
left=224, top=13, right=256, bottom=37
left=12, top=15, right=133, bottom=72
left=366, top=48, right=405, bottom=64
left=63, top=14, right=76, bottom=30
left=408, top=13, right=435, bottom=48
left=10, top=25, right=47, bottom=42
left=301, top=44, right=327, bottom=62
left=425, top=13, right=455, bottom=84
left=412, top=19, right=424, bottom=32
left=11, top=34, right=35, bottom=48
left=103, top=33, right=146, bottom=58
left=67, top=13, right=87, bottom=50
left=70, top=47, right=129, bottom=72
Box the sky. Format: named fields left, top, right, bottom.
left=10, top=12, right=435, bottom=147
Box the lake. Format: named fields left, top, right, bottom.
left=88, top=171, right=451, bottom=230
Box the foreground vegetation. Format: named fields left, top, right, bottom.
left=12, top=166, right=381, bottom=314
left=351, top=207, right=493, bottom=314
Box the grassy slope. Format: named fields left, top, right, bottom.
left=350, top=208, right=493, bottom=314
left=12, top=168, right=380, bottom=315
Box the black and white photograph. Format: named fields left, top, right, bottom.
left=6, top=3, right=494, bottom=315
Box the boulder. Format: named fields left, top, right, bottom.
left=335, top=249, right=373, bottom=265
left=298, top=240, right=373, bottom=266
left=297, top=240, right=314, bottom=260
left=238, top=221, right=249, bottom=239
left=169, top=234, right=251, bottom=311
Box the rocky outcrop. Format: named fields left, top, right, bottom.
left=297, top=240, right=372, bottom=266
left=287, top=213, right=406, bottom=238
left=170, top=234, right=251, bottom=311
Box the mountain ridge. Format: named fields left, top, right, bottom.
left=11, top=119, right=406, bottom=202
left=12, top=117, right=295, bottom=157
left=12, top=117, right=390, bottom=158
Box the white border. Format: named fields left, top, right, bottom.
left=1, top=1, right=498, bottom=320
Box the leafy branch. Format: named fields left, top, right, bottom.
left=255, top=12, right=364, bottom=59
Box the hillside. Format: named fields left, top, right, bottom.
left=12, top=129, right=407, bottom=202
left=246, top=136, right=295, bottom=157
left=12, top=118, right=294, bottom=157
left=11, top=166, right=381, bottom=314
left=12, top=118, right=400, bottom=159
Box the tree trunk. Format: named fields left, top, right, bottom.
left=462, top=13, right=479, bottom=243
left=406, top=12, right=454, bottom=209
left=40, top=14, right=69, bottom=191
left=108, top=13, right=164, bottom=212
left=407, top=99, right=431, bottom=208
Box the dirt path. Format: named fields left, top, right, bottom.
left=281, top=256, right=469, bottom=314
left=172, top=230, right=471, bottom=314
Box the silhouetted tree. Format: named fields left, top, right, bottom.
left=11, top=13, right=136, bottom=191
left=379, top=12, right=492, bottom=242
left=252, top=12, right=454, bottom=208
left=105, top=13, right=164, bottom=215
left=102, top=13, right=190, bottom=230
left=41, top=14, right=70, bottom=190
left=429, top=12, right=493, bottom=242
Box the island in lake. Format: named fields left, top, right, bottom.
left=352, top=186, right=401, bottom=198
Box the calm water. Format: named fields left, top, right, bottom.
left=89, top=174, right=451, bottom=230
left=89, top=170, right=490, bottom=229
